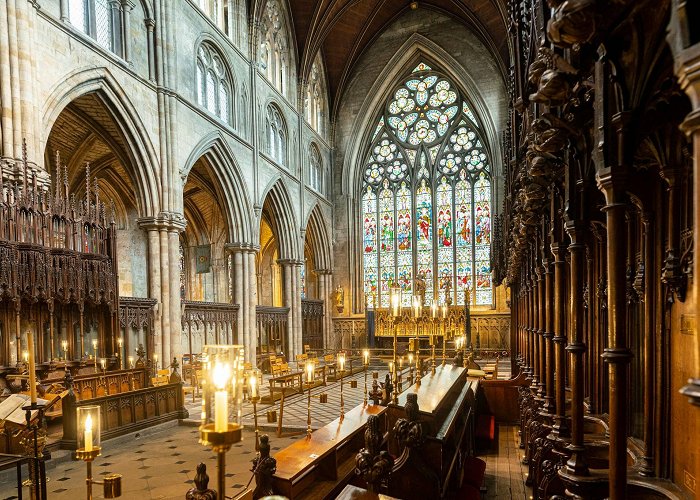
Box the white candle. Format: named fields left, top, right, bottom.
left=249, top=374, right=258, bottom=398
left=84, top=414, right=93, bottom=452
left=338, top=354, right=345, bottom=372
left=26, top=332, right=37, bottom=404
left=100, top=358, right=106, bottom=371
left=213, top=363, right=230, bottom=432
left=363, top=350, right=369, bottom=366
left=128, top=356, right=134, bottom=369
left=306, top=362, right=314, bottom=383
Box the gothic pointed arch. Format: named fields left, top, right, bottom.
left=182, top=134, right=254, bottom=245
left=303, top=203, right=332, bottom=272
left=42, top=68, right=161, bottom=218
left=260, top=178, right=299, bottom=261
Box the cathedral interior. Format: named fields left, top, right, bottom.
left=0, top=1, right=699, bottom=499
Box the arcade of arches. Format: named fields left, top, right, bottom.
left=0, top=1, right=699, bottom=499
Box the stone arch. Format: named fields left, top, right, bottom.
left=259, top=177, right=299, bottom=260
left=303, top=203, right=332, bottom=271
left=182, top=133, right=254, bottom=245
left=42, top=67, right=161, bottom=217
left=340, top=33, right=504, bottom=199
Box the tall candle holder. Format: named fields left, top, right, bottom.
left=248, top=369, right=261, bottom=450
left=199, top=345, right=244, bottom=500
left=389, top=286, right=402, bottom=404
left=363, top=349, right=370, bottom=405
left=305, top=361, right=314, bottom=437
left=76, top=405, right=122, bottom=499
left=408, top=353, right=414, bottom=385
left=442, top=306, right=448, bottom=365
left=117, top=338, right=123, bottom=370
left=92, top=340, right=98, bottom=371
left=338, top=352, right=346, bottom=419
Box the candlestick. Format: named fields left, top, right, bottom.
left=117, top=338, right=123, bottom=370
left=249, top=371, right=260, bottom=450
left=128, top=356, right=134, bottom=369
left=408, top=352, right=414, bottom=385
left=363, top=349, right=369, bottom=406
left=338, top=353, right=346, bottom=419
left=26, top=332, right=37, bottom=404
left=62, top=340, right=69, bottom=361
left=305, top=361, right=314, bottom=437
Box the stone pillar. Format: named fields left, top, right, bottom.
left=248, top=250, right=258, bottom=364
left=159, top=229, right=171, bottom=364
left=316, top=270, right=333, bottom=349
left=142, top=225, right=162, bottom=361
left=145, top=18, right=156, bottom=81
left=122, top=0, right=135, bottom=63
left=108, top=0, right=123, bottom=57
left=0, top=1, right=44, bottom=177
left=59, top=0, right=69, bottom=21
left=168, top=229, right=183, bottom=363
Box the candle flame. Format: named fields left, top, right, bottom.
left=213, top=362, right=230, bottom=390
left=85, top=414, right=92, bottom=431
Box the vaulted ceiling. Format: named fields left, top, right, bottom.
left=284, top=0, right=511, bottom=106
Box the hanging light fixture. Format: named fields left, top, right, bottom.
left=410, top=1, right=419, bottom=9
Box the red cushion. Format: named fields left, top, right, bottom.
left=475, top=414, right=495, bottom=441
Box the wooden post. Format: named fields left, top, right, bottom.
left=551, top=240, right=569, bottom=439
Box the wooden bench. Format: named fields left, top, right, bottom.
left=272, top=403, right=388, bottom=500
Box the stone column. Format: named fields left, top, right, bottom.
left=278, top=260, right=292, bottom=358
left=138, top=222, right=162, bottom=362
left=317, top=270, right=333, bottom=349
left=248, top=250, right=259, bottom=364
left=59, top=0, right=69, bottom=21
left=159, top=229, right=170, bottom=365
left=108, top=0, right=123, bottom=57
left=145, top=18, right=156, bottom=81
left=168, top=229, right=183, bottom=364
left=0, top=1, right=43, bottom=175
left=121, top=0, right=135, bottom=63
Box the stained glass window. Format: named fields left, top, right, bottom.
left=361, top=65, right=493, bottom=307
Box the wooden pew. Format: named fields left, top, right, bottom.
left=272, top=403, right=387, bottom=500
left=386, top=364, right=480, bottom=499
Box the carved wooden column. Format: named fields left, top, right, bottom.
left=640, top=212, right=654, bottom=476
left=564, top=222, right=588, bottom=475
left=543, top=239, right=556, bottom=415
left=537, top=244, right=546, bottom=399
left=598, top=114, right=634, bottom=500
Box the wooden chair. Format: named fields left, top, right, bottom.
left=295, top=353, right=308, bottom=370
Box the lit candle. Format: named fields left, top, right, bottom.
left=84, top=414, right=93, bottom=452
left=390, top=287, right=402, bottom=317
left=363, top=349, right=369, bottom=366
left=306, top=361, right=314, bottom=384
left=399, top=357, right=403, bottom=369
left=128, top=356, right=134, bottom=369
left=100, top=358, right=106, bottom=371
left=23, top=350, right=29, bottom=363
left=338, top=353, right=345, bottom=372
left=412, top=295, right=421, bottom=318
left=92, top=339, right=98, bottom=354
left=442, top=305, right=448, bottom=319
left=25, top=332, right=37, bottom=404
left=389, top=361, right=394, bottom=374
left=213, top=362, right=230, bottom=432
left=117, top=337, right=123, bottom=353
left=408, top=353, right=414, bottom=365
left=154, top=354, right=158, bottom=369
left=249, top=373, right=258, bottom=398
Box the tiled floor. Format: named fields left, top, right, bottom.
left=0, top=358, right=521, bottom=500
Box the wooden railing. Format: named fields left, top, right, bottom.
left=301, top=299, right=323, bottom=350
left=61, top=381, right=187, bottom=448
left=118, top=296, right=157, bottom=364
left=181, top=300, right=239, bottom=355
left=256, top=306, right=289, bottom=359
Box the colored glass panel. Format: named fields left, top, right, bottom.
left=396, top=182, right=412, bottom=305
left=436, top=177, right=453, bottom=304
left=379, top=182, right=395, bottom=308
left=455, top=174, right=472, bottom=304
left=416, top=178, right=433, bottom=305
left=474, top=173, right=492, bottom=304
left=362, top=186, right=378, bottom=303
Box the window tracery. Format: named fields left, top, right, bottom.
left=266, top=104, right=287, bottom=166
left=196, top=43, right=232, bottom=124
left=310, top=144, right=324, bottom=194
left=362, top=66, right=493, bottom=307
left=306, top=52, right=328, bottom=136
left=258, top=0, right=292, bottom=98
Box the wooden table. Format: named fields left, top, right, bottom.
left=264, top=370, right=304, bottom=403
left=272, top=403, right=388, bottom=500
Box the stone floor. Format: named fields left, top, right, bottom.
left=0, top=357, right=518, bottom=500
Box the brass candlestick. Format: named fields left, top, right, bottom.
left=340, top=369, right=345, bottom=419
left=305, top=360, right=314, bottom=437
left=199, top=424, right=243, bottom=499
left=389, top=287, right=402, bottom=405
left=363, top=350, right=369, bottom=406
left=442, top=322, right=447, bottom=365
left=77, top=406, right=122, bottom=500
